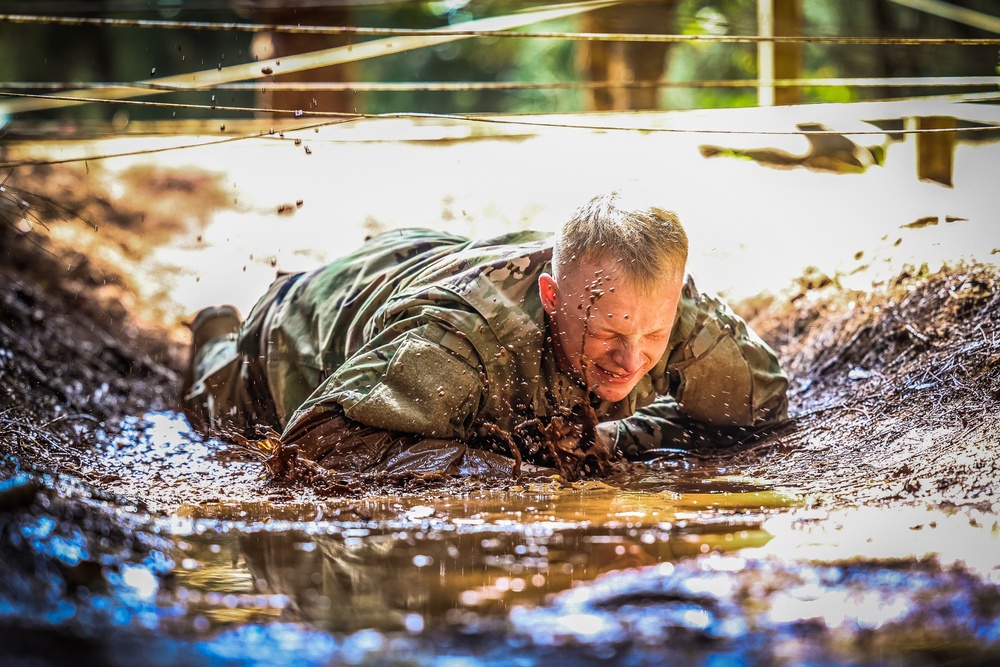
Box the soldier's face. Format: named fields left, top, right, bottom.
left=540, top=262, right=682, bottom=403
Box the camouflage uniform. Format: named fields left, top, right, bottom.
left=184, top=228, right=787, bottom=463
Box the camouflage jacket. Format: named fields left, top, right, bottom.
left=258, top=228, right=788, bottom=458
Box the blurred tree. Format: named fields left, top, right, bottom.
left=0, top=0, right=254, bottom=121
left=246, top=1, right=363, bottom=115
left=0, top=0, right=997, bottom=119
left=577, top=1, right=678, bottom=111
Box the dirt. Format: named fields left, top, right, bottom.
left=1, top=164, right=999, bottom=665
left=740, top=264, right=1000, bottom=509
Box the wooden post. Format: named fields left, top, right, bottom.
left=757, top=0, right=774, bottom=106
left=758, top=0, right=801, bottom=106
left=774, top=0, right=802, bottom=105
left=253, top=6, right=358, bottom=115
left=914, top=116, right=956, bottom=187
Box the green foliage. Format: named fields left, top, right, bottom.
left=0, top=0, right=997, bottom=119
left=0, top=2, right=254, bottom=121
left=353, top=2, right=581, bottom=114
left=669, top=0, right=758, bottom=109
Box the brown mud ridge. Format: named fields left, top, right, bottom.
left=2, top=170, right=999, bottom=665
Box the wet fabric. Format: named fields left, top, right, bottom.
left=183, top=228, right=788, bottom=467
left=283, top=408, right=547, bottom=479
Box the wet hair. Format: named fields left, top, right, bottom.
left=552, top=191, right=688, bottom=293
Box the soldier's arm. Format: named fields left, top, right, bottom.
left=605, top=277, right=789, bottom=459
left=281, top=320, right=487, bottom=449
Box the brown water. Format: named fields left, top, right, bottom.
left=164, top=474, right=791, bottom=636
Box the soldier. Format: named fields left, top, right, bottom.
left=182, top=192, right=788, bottom=479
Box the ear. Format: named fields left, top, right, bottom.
left=538, top=273, right=558, bottom=316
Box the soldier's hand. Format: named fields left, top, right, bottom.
left=593, top=421, right=620, bottom=458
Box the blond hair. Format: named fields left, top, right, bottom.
left=552, top=191, right=688, bottom=293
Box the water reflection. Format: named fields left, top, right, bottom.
left=170, top=524, right=775, bottom=634
left=166, top=474, right=789, bottom=632
left=111, top=411, right=804, bottom=638
left=8, top=407, right=998, bottom=665
left=172, top=475, right=799, bottom=526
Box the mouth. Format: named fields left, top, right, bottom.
left=592, top=363, right=638, bottom=386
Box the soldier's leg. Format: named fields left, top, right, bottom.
left=181, top=305, right=259, bottom=436
left=182, top=272, right=304, bottom=437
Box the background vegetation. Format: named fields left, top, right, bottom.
left=0, top=0, right=997, bottom=122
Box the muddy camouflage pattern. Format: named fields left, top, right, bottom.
left=185, top=228, right=787, bottom=460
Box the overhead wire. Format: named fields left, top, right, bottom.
left=3, top=12, right=1000, bottom=44
left=3, top=76, right=999, bottom=93
left=1, top=0, right=998, bottom=164
left=3, top=92, right=999, bottom=172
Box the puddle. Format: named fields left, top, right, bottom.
left=5, top=410, right=1000, bottom=665
left=164, top=516, right=775, bottom=635
left=89, top=413, right=798, bottom=639
left=125, top=406, right=793, bottom=637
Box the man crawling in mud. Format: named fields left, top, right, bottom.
left=182, top=192, right=788, bottom=480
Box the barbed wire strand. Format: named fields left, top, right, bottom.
left=0, top=0, right=620, bottom=115
left=2, top=13, right=1000, bottom=45
left=3, top=76, right=1000, bottom=93
left=4, top=101, right=998, bottom=170
left=4, top=89, right=999, bottom=134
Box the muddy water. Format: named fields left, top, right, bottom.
left=163, top=478, right=786, bottom=634
left=116, top=412, right=787, bottom=633
left=5, top=411, right=1000, bottom=666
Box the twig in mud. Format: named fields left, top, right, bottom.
left=1, top=168, right=99, bottom=232
left=816, top=324, right=874, bottom=375
left=792, top=400, right=856, bottom=420
left=902, top=321, right=930, bottom=344
left=42, top=413, right=103, bottom=428
left=0, top=413, right=77, bottom=457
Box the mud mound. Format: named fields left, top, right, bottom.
left=0, top=216, right=181, bottom=478
left=761, top=265, right=999, bottom=399
left=738, top=264, right=1000, bottom=508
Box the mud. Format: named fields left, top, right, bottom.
left=2, top=166, right=1000, bottom=665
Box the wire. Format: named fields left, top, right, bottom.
left=886, top=0, right=1000, bottom=35
left=4, top=76, right=1000, bottom=93
left=7, top=89, right=1000, bottom=130
left=0, top=0, right=618, bottom=115
left=3, top=101, right=998, bottom=172
left=3, top=13, right=1000, bottom=44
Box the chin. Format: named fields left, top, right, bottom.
left=592, top=383, right=635, bottom=403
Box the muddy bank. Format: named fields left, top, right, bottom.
left=2, top=172, right=1000, bottom=664
left=745, top=264, right=1000, bottom=509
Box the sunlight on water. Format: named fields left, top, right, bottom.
left=753, top=505, right=1000, bottom=583
left=164, top=518, right=777, bottom=635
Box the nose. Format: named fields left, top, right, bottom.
left=611, top=340, right=644, bottom=374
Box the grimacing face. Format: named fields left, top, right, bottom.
left=539, top=260, right=683, bottom=403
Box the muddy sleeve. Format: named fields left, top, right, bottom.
left=281, top=320, right=487, bottom=443
left=613, top=277, right=789, bottom=458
